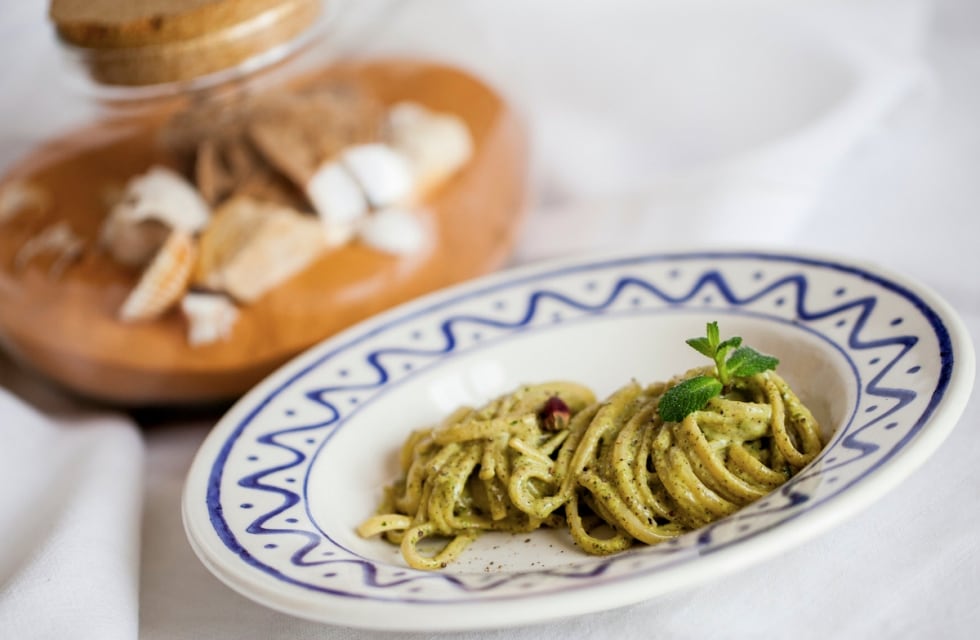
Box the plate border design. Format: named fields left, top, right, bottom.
left=199, top=251, right=957, bottom=604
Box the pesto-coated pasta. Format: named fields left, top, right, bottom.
left=357, top=368, right=822, bottom=570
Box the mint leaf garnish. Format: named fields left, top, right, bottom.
left=706, top=321, right=720, bottom=345
left=714, top=337, right=742, bottom=382
left=659, top=375, right=723, bottom=422
left=685, top=336, right=715, bottom=358
left=725, top=346, right=779, bottom=379
left=656, top=322, right=779, bottom=422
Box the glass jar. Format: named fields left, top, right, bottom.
left=0, top=0, right=527, bottom=405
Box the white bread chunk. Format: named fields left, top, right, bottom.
left=106, top=165, right=209, bottom=230
left=386, top=102, right=473, bottom=195
left=180, top=291, right=239, bottom=346
left=195, top=197, right=327, bottom=303
left=118, top=230, right=196, bottom=322
left=102, top=165, right=210, bottom=267
left=305, top=160, right=369, bottom=229
left=359, top=208, right=430, bottom=256
left=341, top=143, right=414, bottom=208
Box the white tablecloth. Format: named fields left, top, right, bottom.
left=2, top=1, right=979, bottom=638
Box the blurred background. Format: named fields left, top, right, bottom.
left=1, top=1, right=978, bottom=638
left=2, top=0, right=977, bottom=296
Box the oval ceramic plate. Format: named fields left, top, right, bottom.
left=182, top=250, right=974, bottom=631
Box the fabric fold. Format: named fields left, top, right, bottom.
left=0, top=387, right=144, bottom=640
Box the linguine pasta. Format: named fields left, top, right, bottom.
left=357, top=368, right=822, bottom=569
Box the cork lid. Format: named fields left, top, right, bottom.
left=50, top=0, right=324, bottom=88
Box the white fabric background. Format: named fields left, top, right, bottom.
left=1, top=0, right=979, bottom=638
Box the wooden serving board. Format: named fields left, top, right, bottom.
left=0, top=60, right=527, bottom=405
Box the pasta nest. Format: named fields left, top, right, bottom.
left=358, top=369, right=822, bottom=569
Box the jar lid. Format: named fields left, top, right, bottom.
left=49, top=0, right=324, bottom=88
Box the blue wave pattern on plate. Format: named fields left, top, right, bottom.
left=206, top=252, right=953, bottom=602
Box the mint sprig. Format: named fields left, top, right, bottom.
left=657, top=321, right=779, bottom=422
left=657, top=375, right=723, bottom=422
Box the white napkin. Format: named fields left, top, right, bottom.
left=0, top=368, right=144, bottom=639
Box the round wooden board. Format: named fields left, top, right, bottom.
left=0, top=60, right=527, bottom=405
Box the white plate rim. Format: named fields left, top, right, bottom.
left=182, top=248, right=975, bottom=631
